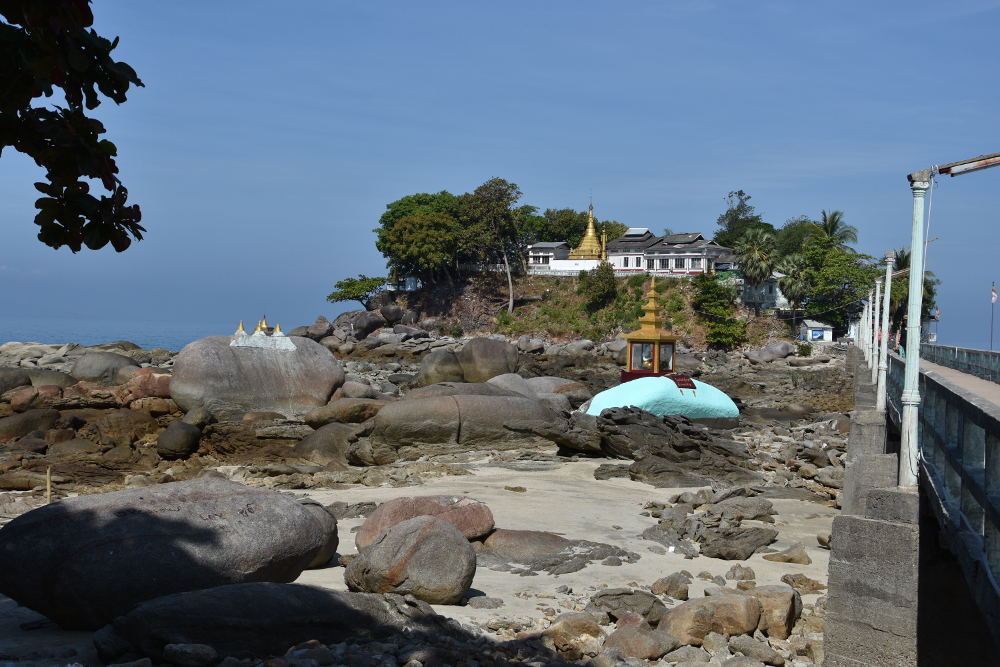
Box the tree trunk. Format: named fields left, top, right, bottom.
left=501, top=248, right=514, bottom=314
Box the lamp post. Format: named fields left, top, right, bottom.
left=871, top=281, right=881, bottom=385
left=876, top=253, right=893, bottom=411
left=900, top=172, right=931, bottom=488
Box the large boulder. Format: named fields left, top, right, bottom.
left=169, top=336, right=344, bottom=420
left=25, top=369, right=77, bottom=388
left=365, top=395, right=565, bottom=463
left=0, top=368, right=31, bottom=394
left=748, top=585, right=802, bottom=640
left=0, top=478, right=331, bottom=630
left=345, top=516, right=476, bottom=605
left=304, top=398, right=389, bottom=427
left=405, top=381, right=522, bottom=400
left=587, top=376, right=739, bottom=420
left=292, top=423, right=357, bottom=468
left=380, top=305, right=404, bottom=325
left=95, top=583, right=448, bottom=663
left=298, top=499, right=339, bottom=568
left=457, top=338, right=518, bottom=383
left=332, top=309, right=386, bottom=339
left=0, top=408, right=61, bottom=438
left=416, top=349, right=465, bottom=385
left=658, top=595, right=762, bottom=646
left=355, top=495, right=494, bottom=552
left=70, top=352, right=135, bottom=386
left=486, top=373, right=538, bottom=398
left=306, top=316, right=333, bottom=341
left=156, top=421, right=202, bottom=460
left=119, top=368, right=172, bottom=405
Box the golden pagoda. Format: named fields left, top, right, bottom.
left=621, top=277, right=680, bottom=381
left=568, top=204, right=604, bottom=260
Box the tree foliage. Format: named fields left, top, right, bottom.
left=804, top=210, right=858, bottom=252
left=776, top=253, right=811, bottom=328
left=775, top=216, right=814, bottom=257
left=381, top=212, right=463, bottom=283
left=1, top=0, right=145, bottom=252
left=714, top=190, right=775, bottom=248
left=888, top=250, right=939, bottom=330
left=578, top=261, right=618, bottom=311
left=463, top=177, right=522, bottom=313
left=734, top=227, right=778, bottom=316
left=325, top=274, right=388, bottom=310
left=802, top=237, right=879, bottom=331
left=692, top=273, right=746, bottom=349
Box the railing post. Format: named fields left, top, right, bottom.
left=871, top=280, right=881, bottom=385
left=901, top=171, right=931, bottom=487
left=877, top=253, right=893, bottom=411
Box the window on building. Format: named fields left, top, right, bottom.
left=769, top=284, right=773, bottom=294
left=623, top=257, right=629, bottom=268
left=631, top=343, right=653, bottom=371
left=674, top=258, right=685, bottom=269
left=690, top=258, right=702, bottom=269
left=646, top=258, right=654, bottom=271
left=659, top=343, right=674, bottom=371
left=659, top=258, right=669, bottom=270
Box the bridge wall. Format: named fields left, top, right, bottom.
left=826, top=350, right=1000, bottom=665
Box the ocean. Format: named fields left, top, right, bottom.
left=0, top=317, right=235, bottom=352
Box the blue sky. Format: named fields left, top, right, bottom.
left=1, top=1, right=999, bottom=347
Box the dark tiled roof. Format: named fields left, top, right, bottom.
left=662, top=233, right=705, bottom=244
left=606, top=230, right=662, bottom=252
left=529, top=242, right=570, bottom=249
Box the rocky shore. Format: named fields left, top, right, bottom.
left=0, top=311, right=852, bottom=667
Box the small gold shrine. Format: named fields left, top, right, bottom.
left=568, top=204, right=605, bottom=260
left=621, top=277, right=680, bottom=381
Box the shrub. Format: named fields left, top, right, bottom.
left=692, top=273, right=746, bottom=350
left=797, top=341, right=812, bottom=356
left=578, top=262, right=619, bottom=311
left=627, top=272, right=649, bottom=289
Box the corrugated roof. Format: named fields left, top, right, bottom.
left=529, top=242, right=570, bottom=248
left=802, top=319, right=833, bottom=328
left=662, top=233, right=705, bottom=244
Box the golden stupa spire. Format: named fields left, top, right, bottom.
left=569, top=201, right=603, bottom=260
left=261, top=315, right=269, bottom=330
left=237, top=320, right=245, bottom=333
left=274, top=323, right=282, bottom=334
left=253, top=320, right=263, bottom=333
left=637, top=277, right=665, bottom=331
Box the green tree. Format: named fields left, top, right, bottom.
left=578, top=261, right=618, bottom=311
left=714, top=190, right=775, bottom=248
left=600, top=220, right=629, bottom=242
left=803, top=237, right=879, bottom=332
left=888, top=250, right=940, bottom=332
left=381, top=211, right=463, bottom=283
left=692, top=273, right=746, bottom=349
left=464, top=177, right=522, bottom=314
left=776, top=254, right=811, bottom=329
left=374, top=191, right=465, bottom=272
left=804, top=210, right=858, bottom=251
left=2, top=0, right=145, bottom=252
left=775, top=216, right=814, bottom=257
left=326, top=274, right=388, bottom=310
left=734, top=227, right=778, bottom=317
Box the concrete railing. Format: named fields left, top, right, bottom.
left=886, top=352, right=1000, bottom=637
left=921, top=343, right=1000, bottom=383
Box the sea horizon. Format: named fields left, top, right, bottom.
left=0, top=316, right=237, bottom=352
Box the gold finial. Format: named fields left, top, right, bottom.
left=274, top=323, right=282, bottom=334
left=569, top=201, right=602, bottom=260
left=253, top=321, right=263, bottom=333
left=637, top=277, right=664, bottom=331
left=237, top=320, right=245, bottom=333
left=261, top=315, right=269, bottom=329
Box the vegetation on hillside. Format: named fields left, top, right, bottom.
left=372, top=181, right=626, bottom=286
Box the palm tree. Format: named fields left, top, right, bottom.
left=805, top=210, right=859, bottom=251
left=889, top=250, right=939, bottom=333
left=735, top=227, right=778, bottom=317
left=776, top=254, right=811, bottom=330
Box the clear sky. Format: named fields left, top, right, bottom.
left=1, top=1, right=998, bottom=347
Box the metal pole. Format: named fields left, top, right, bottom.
left=871, top=280, right=881, bottom=385
left=900, top=172, right=931, bottom=488
left=877, top=253, right=893, bottom=411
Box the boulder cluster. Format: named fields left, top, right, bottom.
left=0, top=317, right=852, bottom=667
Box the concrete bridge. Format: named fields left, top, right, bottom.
left=825, top=343, right=1000, bottom=665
